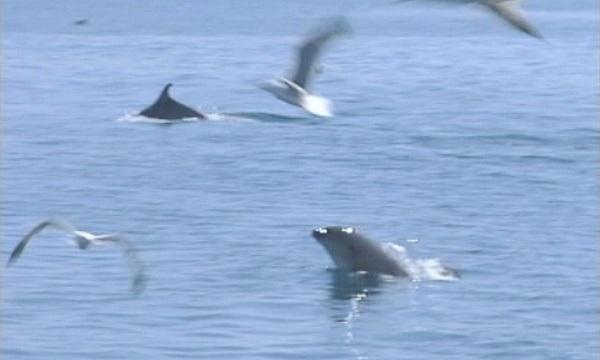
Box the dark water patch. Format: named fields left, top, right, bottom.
left=466, top=133, right=553, bottom=145
left=436, top=151, right=487, bottom=160
left=327, top=269, right=384, bottom=301
left=518, top=154, right=576, bottom=165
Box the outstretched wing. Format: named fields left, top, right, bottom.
left=485, top=0, right=542, bottom=39
left=95, top=234, right=147, bottom=294
left=279, top=77, right=307, bottom=97
left=290, top=17, right=351, bottom=89
left=7, top=219, right=76, bottom=266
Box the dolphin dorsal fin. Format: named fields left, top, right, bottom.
left=158, top=83, right=173, bottom=102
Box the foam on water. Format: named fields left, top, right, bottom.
left=115, top=112, right=255, bottom=124
left=382, top=243, right=460, bottom=281
left=116, top=113, right=202, bottom=124
left=300, top=94, right=333, bottom=118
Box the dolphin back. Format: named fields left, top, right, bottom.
left=313, top=227, right=408, bottom=276
left=139, top=84, right=205, bottom=120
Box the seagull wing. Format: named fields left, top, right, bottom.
left=279, top=78, right=307, bottom=97
left=95, top=234, right=147, bottom=294
left=485, top=0, right=542, bottom=39
left=290, top=17, right=351, bottom=89
left=7, top=219, right=76, bottom=266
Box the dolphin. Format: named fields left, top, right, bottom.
left=312, top=226, right=461, bottom=280
left=139, top=83, right=205, bottom=120
left=312, top=226, right=408, bottom=276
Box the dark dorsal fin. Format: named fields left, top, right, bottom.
left=158, top=83, right=173, bottom=103
left=139, top=83, right=206, bottom=120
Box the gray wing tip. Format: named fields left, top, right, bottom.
left=528, top=28, right=544, bottom=40
left=306, top=17, right=353, bottom=41
left=317, top=17, right=352, bottom=38
left=6, top=236, right=33, bottom=268
left=130, top=273, right=147, bottom=295
left=332, top=17, right=353, bottom=35
left=6, top=249, right=22, bottom=268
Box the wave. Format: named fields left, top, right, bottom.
left=223, top=111, right=314, bottom=123
left=115, top=112, right=257, bottom=124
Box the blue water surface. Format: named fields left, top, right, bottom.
left=2, top=1, right=598, bottom=359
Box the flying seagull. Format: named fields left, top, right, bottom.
left=400, top=0, right=542, bottom=39
left=482, top=0, right=542, bottom=39
left=7, top=219, right=146, bottom=294
left=259, top=17, right=352, bottom=118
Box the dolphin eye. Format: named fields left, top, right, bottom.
left=341, top=227, right=355, bottom=234
left=315, top=228, right=328, bottom=234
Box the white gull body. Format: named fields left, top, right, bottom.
left=7, top=219, right=146, bottom=294
left=260, top=18, right=351, bottom=117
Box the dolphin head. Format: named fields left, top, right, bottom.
left=312, top=226, right=409, bottom=276
left=312, top=226, right=360, bottom=269
left=312, top=226, right=356, bottom=241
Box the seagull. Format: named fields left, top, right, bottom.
left=259, top=17, right=351, bottom=118
left=481, top=0, right=542, bottom=38
left=7, top=219, right=146, bottom=294
left=401, top=0, right=542, bottom=39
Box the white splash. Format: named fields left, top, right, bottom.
left=382, top=243, right=459, bottom=281
left=343, top=294, right=371, bottom=360
left=116, top=113, right=203, bottom=124
left=204, top=112, right=257, bottom=122
left=300, top=94, right=333, bottom=118
left=116, top=112, right=255, bottom=124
